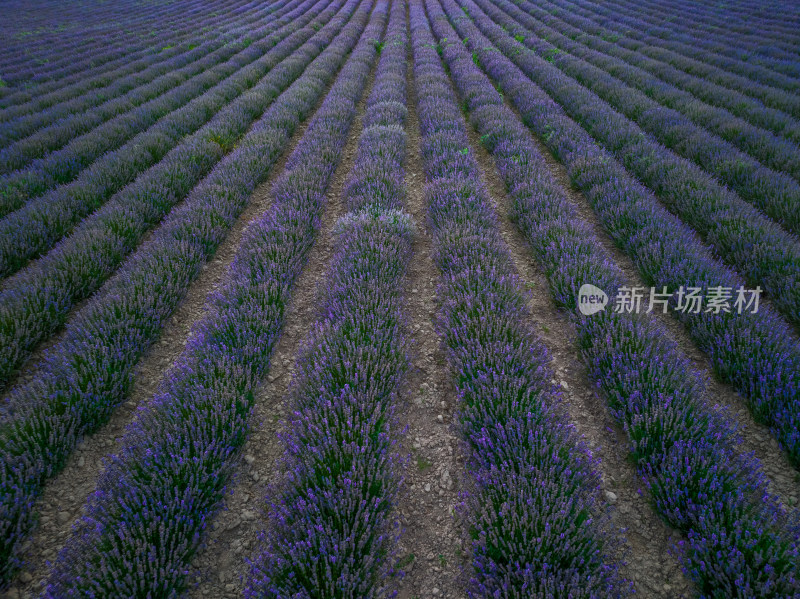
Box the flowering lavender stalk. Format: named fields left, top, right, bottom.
left=487, top=0, right=800, bottom=185
left=246, top=3, right=413, bottom=596
left=450, top=0, right=800, bottom=468
left=477, top=0, right=800, bottom=236
left=41, top=4, right=383, bottom=595
left=428, top=0, right=800, bottom=594
left=0, top=0, right=312, bottom=172
left=0, top=0, right=342, bottom=392
left=0, top=0, right=366, bottom=587
left=0, top=3, right=346, bottom=280
left=0, top=3, right=329, bottom=220
left=409, top=4, right=628, bottom=596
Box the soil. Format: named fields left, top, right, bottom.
left=463, top=116, right=689, bottom=596
left=1, top=56, right=338, bottom=599
left=393, top=52, right=467, bottom=599
left=187, top=48, right=378, bottom=599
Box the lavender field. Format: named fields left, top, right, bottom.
left=0, top=0, right=798, bottom=597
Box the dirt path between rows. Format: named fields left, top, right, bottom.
left=188, top=52, right=378, bottom=599
left=462, top=103, right=689, bottom=596
left=3, top=72, right=334, bottom=599
left=393, top=48, right=467, bottom=599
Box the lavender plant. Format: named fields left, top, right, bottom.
left=246, top=4, right=413, bottom=595
left=0, top=1, right=311, bottom=172
left=0, top=0, right=344, bottom=278
left=451, top=0, right=800, bottom=476
left=0, top=0, right=306, bottom=154
left=545, top=0, right=800, bottom=117
left=428, top=0, right=800, bottom=594
left=0, top=0, right=365, bottom=586
left=42, top=4, right=384, bottom=595
left=409, top=4, right=628, bottom=596
left=0, top=1, right=327, bottom=219
left=487, top=0, right=800, bottom=182
left=477, top=0, right=800, bottom=235
left=461, top=0, right=800, bottom=331
left=0, top=0, right=344, bottom=390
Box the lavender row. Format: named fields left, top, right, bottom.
left=247, top=8, right=416, bottom=594
left=41, top=3, right=383, bottom=595
left=600, top=0, right=800, bottom=73
left=429, top=1, right=800, bottom=593
left=490, top=0, right=800, bottom=183
left=0, top=0, right=280, bottom=126
left=465, top=0, right=800, bottom=329
left=550, top=0, right=800, bottom=117
left=0, top=6, right=322, bottom=217
left=0, top=5, right=338, bottom=280
left=482, top=0, right=800, bottom=233
left=450, top=0, right=800, bottom=468
left=0, top=0, right=252, bottom=105
left=0, top=0, right=214, bottom=72
left=410, top=4, right=627, bottom=596
left=591, top=0, right=800, bottom=80
left=0, top=0, right=218, bottom=67
left=0, top=4, right=308, bottom=174
left=0, top=0, right=252, bottom=94
left=510, top=0, right=800, bottom=147
left=0, top=0, right=364, bottom=586
left=561, top=0, right=800, bottom=87
left=0, top=0, right=305, bottom=157
left=0, top=0, right=344, bottom=392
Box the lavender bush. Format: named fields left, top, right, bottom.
left=246, top=4, right=412, bottom=595
left=0, top=1, right=326, bottom=219
left=409, top=4, right=628, bottom=596
left=0, top=0, right=365, bottom=586
left=0, top=0, right=344, bottom=279
left=0, top=0, right=304, bottom=154
left=452, top=0, right=800, bottom=475
left=428, top=0, right=800, bottom=593
left=0, top=0, right=311, bottom=173
left=478, top=0, right=800, bottom=236
left=0, top=0, right=346, bottom=390
left=487, top=0, right=800, bottom=183
left=42, top=4, right=383, bottom=595
left=463, top=0, right=800, bottom=331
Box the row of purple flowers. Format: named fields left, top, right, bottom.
left=0, top=0, right=364, bottom=587
left=246, top=1, right=415, bottom=593
left=579, top=0, right=800, bottom=78
left=0, top=0, right=343, bottom=391
left=0, top=0, right=337, bottom=280
left=0, top=0, right=254, bottom=94
left=43, top=2, right=381, bottom=594
left=0, top=0, right=326, bottom=220
left=467, top=0, right=800, bottom=331
left=550, top=0, right=800, bottom=112
left=489, top=0, right=800, bottom=187
left=0, top=0, right=311, bottom=166
left=430, top=0, right=800, bottom=593
left=411, top=3, right=628, bottom=596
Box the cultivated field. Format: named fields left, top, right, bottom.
left=0, top=0, right=799, bottom=597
